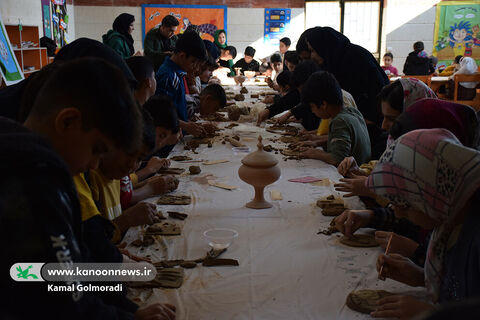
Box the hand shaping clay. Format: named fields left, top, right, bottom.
left=346, top=289, right=394, bottom=314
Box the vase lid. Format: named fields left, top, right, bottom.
left=241, top=136, right=278, bottom=168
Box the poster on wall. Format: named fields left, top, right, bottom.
left=51, top=0, right=69, bottom=47
left=0, top=13, right=24, bottom=85
left=142, top=5, right=227, bottom=43
left=41, top=0, right=52, bottom=39
left=264, top=8, right=291, bottom=46
left=433, top=1, right=480, bottom=70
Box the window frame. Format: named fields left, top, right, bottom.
left=305, top=0, right=384, bottom=59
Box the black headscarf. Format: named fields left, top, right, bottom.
left=305, top=27, right=350, bottom=73
left=305, top=27, right=388, bottom=125
left=113, top=13, right=135, bottom=56
left=296, top=27, right=315, bottom=55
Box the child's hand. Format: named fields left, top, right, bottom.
left=291, top=141, right=317, bottom=149
left=202, top=122, right=218, bottom=134
left=334, top=175, right=376, bottom=198
left=146, top=156, right=170, bottom=174
left=334, top=209, right=374, bottom=238
left=183, top=121, right=207, bottom=137
left=376, top=253, right=424, bottom=286
left=371, top=295, right=433, bottom=319
left=337, top=156, right=360, bottom=177
left=263, top=95, right=275, bottom=104
left=147, top=175, right=179, bottom=195
left=122, top=202, right=157, bottom=227
left=276, top=111, right=292, bottom=124
left=256, top=109, right=270, bottom=126
left=297, top=147, right=322, bottom=159
left=375, top=231, right=419, bottom=259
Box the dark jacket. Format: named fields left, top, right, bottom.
left=233, top=58, right=260, bottom=73
left=307, top=27, right=388, bottom=125
left=266, top=89, right=300, bottom=118
left=102, top=30, right=132, bottom=59
left=0, top=117, right=137, bottom=319
left=290, top=102, right=321, bottom=131
left=403, top=51, right=433, bottom=76
left=144, top=28, right=178, bottom=72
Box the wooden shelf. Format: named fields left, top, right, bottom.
left=5, top=25, right=51, bottom=78
left=23, top=69, right=39, bottom=74
left=13, top=47, right=41, bottom=51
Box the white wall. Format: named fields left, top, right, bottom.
left=228, top=8, right=305, bottom=61
left=74, top=6, right=304, bottom=61
left=74, top=6, right=142, bottom=50
left=0, top=0, right=75, bottom=42
left=382, top=0, right=439, bottom=74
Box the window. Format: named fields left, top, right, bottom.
left=305, top=0, right=383, bottom=58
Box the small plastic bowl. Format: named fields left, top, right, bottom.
left=203, top=228, right=238, bottom=250
left=232, top=147, right=250, bottom=153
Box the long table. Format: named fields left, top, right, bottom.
left=124, top=84, right=426, bottom=319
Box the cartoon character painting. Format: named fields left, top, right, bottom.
left=473, top=24, right=480, bottom=46
left=449, top=21, right=474, bottom=56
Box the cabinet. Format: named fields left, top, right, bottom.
left=5, top=25, right=52, bottom=77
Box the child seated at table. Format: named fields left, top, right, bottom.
left=403, top=41, right=434, bottom=75
left=381, top=52, right=398, bottom=76
left=218, top=45, right=237, bottom=76
left=155, top=30, right=207, bottom=138
left=296, top=71, right=371, bottom=166
left=256, top=60, right=320, bottom=128
left=439, top=55, right=462, bottom=76
left=126, top=55, right=156, bottom=106
left=447, top=56, right=479, bottom=100
left=186, top=83, right=226, bottom=122
left=266, top=53, right=284, bottom=91
left=75, top=102, right=180, bottom=245
left=284, top=51, right=300, bottom=72
left=129, top=95, right=181, bottom=193
left=233, top=46, right=260, bottom=74
left=262, top=70, right=292, bottom=105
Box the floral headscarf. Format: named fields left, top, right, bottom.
left=367, top=128, right=480, bottom=302
left=385, top=78, right=437, bottom=147
left=399, top=78, right=436, bottom=110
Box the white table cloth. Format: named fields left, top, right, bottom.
left=125, top=86, right=425, bottom=319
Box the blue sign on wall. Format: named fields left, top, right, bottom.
left=264, top=8, right=291, bottom=45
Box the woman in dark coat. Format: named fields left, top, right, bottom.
left=102, top=13, right=136, bottom=59
left=304, top=27, right=389, bottom=157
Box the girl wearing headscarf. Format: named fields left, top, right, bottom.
left=102, top=13, right=136, bottom=59
left=335, top=99, right=480, bottom=269
left=390, top=98, right=480, bottom=150
left=367, top=129, right=480, bottom=318
left=447, top=57, right=479, bottom=100
left=213, top=29, right=227, bottom=49
left=214, top=29, right=235, bottom=77
left=337, top=78, right=437, bottom=179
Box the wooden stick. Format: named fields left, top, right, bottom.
left=378, top=233, right=393, bottom=280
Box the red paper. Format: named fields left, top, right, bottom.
left=288, top=176, right=324, bottom=183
